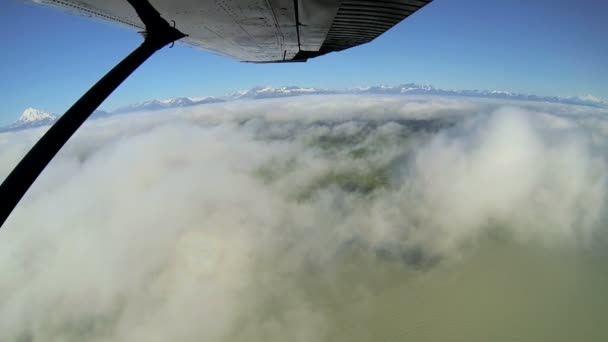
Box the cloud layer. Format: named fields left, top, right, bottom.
left=1, top=95, right=608, bottom=341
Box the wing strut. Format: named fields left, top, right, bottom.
left=0, top=0, right=186, bottom=228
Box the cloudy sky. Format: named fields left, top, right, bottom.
left=0, top=0, right=607, bottom=123
left=1, top=95, right=608, bottom=341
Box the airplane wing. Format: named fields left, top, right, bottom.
left=0, top=0, right=435, bottom=228
left=32, top=0, right=432, bottom=62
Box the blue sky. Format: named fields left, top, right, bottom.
left=0, top=0, right=606, bottom=125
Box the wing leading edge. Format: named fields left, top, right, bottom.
left=32, top=0, right=432, bottom=62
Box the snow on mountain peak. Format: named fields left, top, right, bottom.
left=577, top=94, right=606, bottom=103
left=19, top=108, right=56, bottom=123
left=7, top=85, right=606, bottom=132
left=144, top=85, right=607, bottom=108
left=231, top=86, right=335, bottom=99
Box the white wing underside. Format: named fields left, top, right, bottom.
left=32, top=0, right=432, bottom=62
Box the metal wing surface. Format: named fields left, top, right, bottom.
left=32, top=0, right=432, bottom=62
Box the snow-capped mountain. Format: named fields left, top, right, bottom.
left=230, top=86, right=336, bottom=99
left=80, top=84, right=608, bottom=117
left=4, top=84, right=606, bottom=132
left=17, top=107, right=56, bottom=124
left=112, top=87, right=334, bottom=113
left=113, top=96, right=225, bottom=113
left=2, top=108, right=58, bottom=131
left=352, top=84, right=608, bottom=108
left=0, top=108, right=112, bottom=132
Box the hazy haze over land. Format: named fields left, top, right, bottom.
left=1, top=95, right=608, bottom=341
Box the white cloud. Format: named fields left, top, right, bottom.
left=0, top=95, right=607, bottom=341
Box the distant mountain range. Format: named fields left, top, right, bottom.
left=112, top=96, right=225, bottom=114
left=112, top=84, right=608, bottom=112
left=230, top=86, right=338, bottom=100
left=352, top=84, right=607, bottom=108
left=112, top=86, right=337, bottom=113
left=3, top=84, right=606, bottom=131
